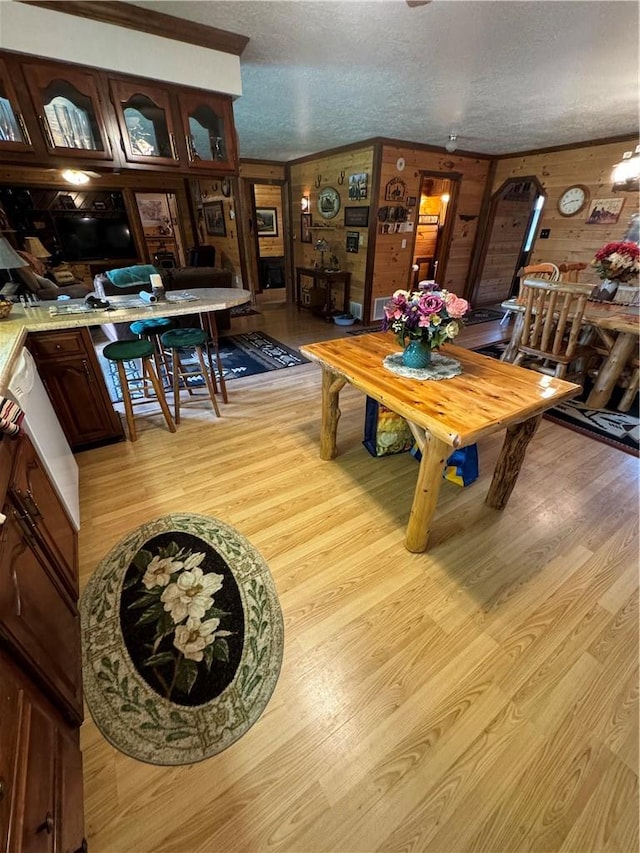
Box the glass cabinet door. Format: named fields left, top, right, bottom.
left=22, top=64, right=112, bottom=160
left=0, top=59, right=34, bottom=152
left=177, top=91, right=237, bottom=172
left=110, top=81, right=179, bottom=166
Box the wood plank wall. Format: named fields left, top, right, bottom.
left=253, top=184, right=284, bottom=258
left=195, top=177, right=241, bottom=281
left=289, top=146, right=375, bottom=317
left=491, top=138, right=640, bottom=287
left=373, top=146, right=490, bottom=314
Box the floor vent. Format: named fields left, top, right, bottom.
left=372, top=297, right=392, bottom=321
left=349, top=301, right=363, bottom=320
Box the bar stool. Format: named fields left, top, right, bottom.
left=103, top=339, right=176, bottom=441
left=130, top=317, right=173, bottom=388
left=160, top=327, right=221, bottom=423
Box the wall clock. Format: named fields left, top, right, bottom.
left=557, top=185, right=589, bottom=217
left=318, top=186, right=341, bottom=219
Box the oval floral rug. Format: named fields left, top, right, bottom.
left=80, top=513, right=284, bottom=765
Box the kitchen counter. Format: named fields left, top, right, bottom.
left=0, top=288, right=252, bottom=393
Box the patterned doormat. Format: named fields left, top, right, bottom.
left=476, top=344, right=639, bottom=456
left=99, top=331, right=308, bottom=403
left=80, top=513, right=284, bottom=765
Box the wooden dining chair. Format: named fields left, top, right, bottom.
left=500, top=263, right=561, bottom=325
left=510, top=279, right=594, bottom=381
left=558, top=262, right=588, bottom=283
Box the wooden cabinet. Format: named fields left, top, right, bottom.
left=110, top=80, right=180, bottom=167
left=21, top=62, right=114, bottom=161
left=0, top=49, right=239, bottom=176
left=27, top=327, right=124, bottom=450
left=177, top=90, right=237, bottom=172
left=0, top=58, right=35, bottom=155
left=0, top=432, right=85, bottom=852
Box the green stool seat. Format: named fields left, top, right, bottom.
left=103, top=339, right=155, bottom=362
left=160, top=327, right=220, bottom=422
left=102, top=339, right=176, bottom=441
left=160, top=328, right=208, bottom=349
left=130, top=317, right=172, bottom=336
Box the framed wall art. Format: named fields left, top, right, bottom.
left=348, top=173, right=368, bottom=201
left=256, top=207, right=278, bottom=236
left=385, top=177, right=406, bottom=202
left=419, top=214, right=439, bottom=225
left=203, top=201, right=226, bottom=237
left=344, top=206, right=369, bottom=227
left=346, top=231, right=360, bottom=253
left=585, top=197, right=625, bottom=225
left=301, top=212, right=312, bottom=243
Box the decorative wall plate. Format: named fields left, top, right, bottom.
left=318, top=186, right=341, bottom=219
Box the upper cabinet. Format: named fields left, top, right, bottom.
left=0, top=58, right=34, bottom=154
left=177, top=90, right=237, bottom=172
left=0, top=51, right=239, bottom=175
left=22, top=62, right=113, bottom=160
left=110, top=80, right=180, bottom=167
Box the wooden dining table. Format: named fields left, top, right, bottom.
left=300, top=333, right=580, bottom=553
left=501, top=292, right=640, bottom=410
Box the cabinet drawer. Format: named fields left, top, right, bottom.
left=28, top=330, right=85, bottom=360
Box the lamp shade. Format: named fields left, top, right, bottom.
left=0, top=237, right=28, bottom=271
left=23, top=236, right=51, bottom=258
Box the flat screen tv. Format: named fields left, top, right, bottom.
left=54, top=215, right=136, bottom=261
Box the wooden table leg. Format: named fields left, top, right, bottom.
left=485, top=414, right=542, bottom=510
left=585, top=331, right=637, bottom=409
left=320, top=368, right=347, bottom=460
left=405, top=432, right=450, bottom=553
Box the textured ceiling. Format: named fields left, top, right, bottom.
left=129, top=0, right=639, bottom=162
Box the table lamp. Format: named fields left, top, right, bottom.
left=23, top=236, right=51, bottom=261
left=314, top=238, right=330, bottom=270
left=0, top=237, right=28, bottom=288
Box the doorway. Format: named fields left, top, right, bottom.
left=239, top=181, right=289, bottom=307
left=470, top=177, right=545, bottom=307
left=410, top=174, right=457, bottom=288
left=134, top=192, right=186, bottom=269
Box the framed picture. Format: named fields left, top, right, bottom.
left=344, top=206, right=369, bottom=227
left=419, top=214, right=439, bottom=225
left=406, top=196, right=417, bottom=207
left=203, top=200, right=226, bottom=237
left=256, top=207, right=278, bottom=237
left=346, top=231, right=360, bottom=253
left=348, top=173, right=368, bottom=201
left=301, top=212, right=312, bottom=243
left=585, top=198, right=625, bottom=225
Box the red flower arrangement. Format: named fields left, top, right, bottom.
left=591, top=241, right=640, bottom=283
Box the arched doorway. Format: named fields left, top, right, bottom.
left=470, top=176, right=546, bottom=307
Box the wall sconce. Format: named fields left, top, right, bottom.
left=612, top=144, right=640, bottom=192
left=445, top=132, right=458, bottom=153
left=301, top=195, right=310, bottom=212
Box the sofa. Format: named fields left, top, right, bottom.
left=4, top=254, right=91, bottom=301
left=94, top=264, right=237, bottom=342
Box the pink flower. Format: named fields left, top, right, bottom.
left=419, top=294, right=444, bottom=315
left=446, top=295, right=469, bottom=318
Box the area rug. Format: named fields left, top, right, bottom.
left=99, top=331, right=309, bottom=403
left=475, top=344, right=639, bottom=457
left=80, top=513, right=284, bottom=765
left=230, top=304, right=260, bottom=318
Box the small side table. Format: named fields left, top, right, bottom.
left=295, top=267, right=351, bottom=319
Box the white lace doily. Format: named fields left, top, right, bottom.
left=382, top=351, right=462, bottom=381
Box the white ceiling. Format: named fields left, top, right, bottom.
left=130, top=0, right=639, bottom=162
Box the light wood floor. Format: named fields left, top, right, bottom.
left=78, top=295, right=639, bottom=853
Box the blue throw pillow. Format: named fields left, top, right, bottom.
left=106, top=265, right=161, bottom=288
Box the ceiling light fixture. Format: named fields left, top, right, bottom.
left=445, top=132, right=458, bottom=153
left=61, top=169, right=91, bottom=185
left=611, top=144, right=640, bottom=192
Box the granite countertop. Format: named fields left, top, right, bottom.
left=0, top=288, right=251, bottom=393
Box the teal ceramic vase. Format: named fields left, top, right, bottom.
left=402, top=339, right=432, bottom=369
